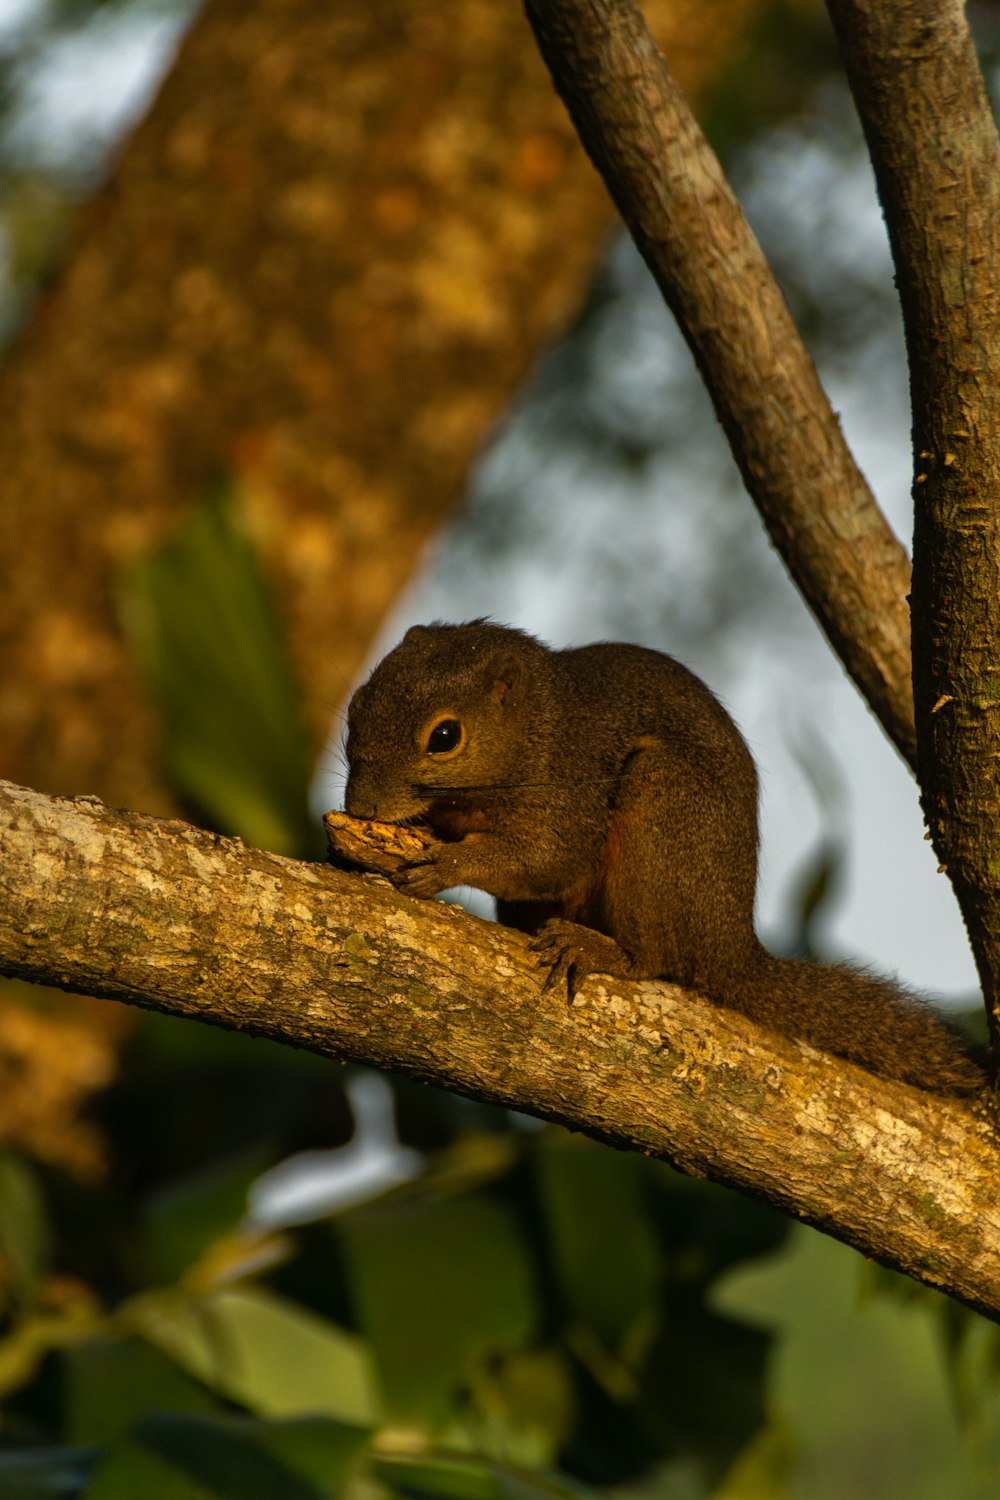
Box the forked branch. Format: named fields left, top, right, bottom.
left=522, top=0, right=916, bottom=763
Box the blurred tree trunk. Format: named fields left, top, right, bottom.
left=0, top=0, right=761, bottom=816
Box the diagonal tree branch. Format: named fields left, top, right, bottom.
left=2, top=778, right=999, bottom=1319
left=522, top=0, right=917, bottom=766
left=825, top=0, right=1000, bottom=1064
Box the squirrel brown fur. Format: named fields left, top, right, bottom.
left=344, top=620, right=986, bottom=1096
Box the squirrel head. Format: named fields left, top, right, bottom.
left=344, top=620, right=546, bottom=822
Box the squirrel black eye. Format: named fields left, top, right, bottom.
left=426, top=718, right=463, bottom=755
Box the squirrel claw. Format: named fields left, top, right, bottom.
left=530, top=919, right=633, bottom=1001
left=539, top=955, right=578, bottom=1003
left=530, top=926, right=584, bottom=1003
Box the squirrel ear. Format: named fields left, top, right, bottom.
left=489, top=656, right=523, bottom=707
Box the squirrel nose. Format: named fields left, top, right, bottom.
left=344, top=776, right=377, bottom=820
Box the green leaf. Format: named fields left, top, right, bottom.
left=340, top=1192, right=537, bottom=1424
left=245, top=1415, right=371, bottom=1493
left=85, top=1396, right=370, bottom=1499
left=133, top=1414, right=320, bottom=1500
left=129, top=1286, right=381, bottom=1424
left=714, top=1226, right=994, bottom=1500
left=940, top=1312, right=1000, bottom=1472
left=372, top=1451, right=599, bottom=1500
left=64, top=1335, right=219, bottom=1445
left=534, top=1134, right=660, bottom=1353
left=712, top=1422, right=794, bottom=1500
left=0, top=1446, right=100, bottom=1500
left=85, top=1441, right=215, bottom=1500
left=454, top=1346, right=574, bottom=1464
left=119, top=487, right=319, bottom=857
left=135, top=1412, right=370, bottom=1500
left=0, top=1151, right=50, bottom=1302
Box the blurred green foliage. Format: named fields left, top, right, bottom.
left=2, top=488, right=1000, bottom=1498
left=3, top=1027, right=1000, bottom=1499
left=119, top=489, right=321, bottom=859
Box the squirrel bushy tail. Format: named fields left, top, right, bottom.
left=728, top=944, right=986, bottom=1095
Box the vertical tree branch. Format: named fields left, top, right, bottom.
left=826, top=0, right=1000, bottom=1063
left=523, top=0, right=917, bottom=765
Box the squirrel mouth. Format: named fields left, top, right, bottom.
left=382, top=808, right=469, bottom=844
left=425, top=799, right=490, bottom=840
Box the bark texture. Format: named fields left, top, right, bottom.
left=523, top=0, right=917, bottom=766
left=826, top=0, right=1000, bottom=1060
left=2, top=778, right=999, bottom=1320
left=0, top=0, right=757, bottom=815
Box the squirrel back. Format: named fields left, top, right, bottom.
left=345, top=620, right=986, bottom=1096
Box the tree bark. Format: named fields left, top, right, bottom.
left=0, top=0, right=759, bottom=815
left=2, top=778, right=999, bottom=1321
left=523, top=0, right=917, bottom=767
left=825, top=0, right=1000, bottom=1066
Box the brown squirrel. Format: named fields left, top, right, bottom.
left=344, top=620, right=986, bottom=1095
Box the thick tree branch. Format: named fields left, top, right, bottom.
left=825, top=0, right=1000, bottom=1063
left=1, top=779, right=999, bottom=1318
left=522, top=0, right=917, bottom=765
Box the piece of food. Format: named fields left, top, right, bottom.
left=323, top=809, right=439, bottom=875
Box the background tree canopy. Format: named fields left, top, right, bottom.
left=2, top=0, right=1000, bottom=1496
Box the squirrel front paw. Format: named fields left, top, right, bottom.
left=389, top=843, right=461, bottom=899
left=529, top=919, right=633, bottom=1001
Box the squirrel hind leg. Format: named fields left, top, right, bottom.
left=596, top=738, right=760, bottom=993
